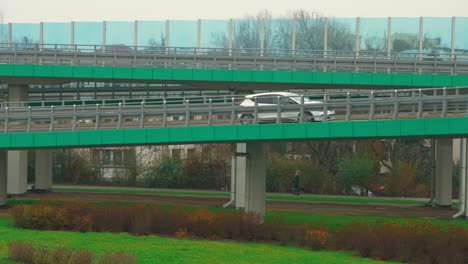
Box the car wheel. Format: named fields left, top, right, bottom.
left=240, top=114, right=254, bottom=124
left=299, top=112, right=314, bottom=122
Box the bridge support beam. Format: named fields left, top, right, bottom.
left=234, top=143, right=247, bottom=208
left=435, top=139, right=453, bottom=208
left=7, top=151, right=28, bottom=195
left=34, top=150, right=53, bottom=192
left=231, top=142, right=266, bottom=217
left=244, top=142, right=266, bottom=216
left=0, top=150, right=7, bottom=207
left=454, top=138, right=468, bottom=218
left=7, top=84, right=29, bottom=195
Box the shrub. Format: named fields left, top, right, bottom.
left=10, top=203, right=468, bottom=264
left=154, top=156, right=183, bottom=188
left=8, top=241, right=135, bottom=264
left=383, top=161, right=423, bottom=197
left=305, top=227, right=331, bottom=249
left=338, top=154, right=377, bottom=195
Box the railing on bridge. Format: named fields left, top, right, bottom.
left=0, top=86, right=467, bottom=133
left=1, top=43, right=468, bottom=74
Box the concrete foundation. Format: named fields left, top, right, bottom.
left=34, top=150, right=53, bottom=191
left=435, top=139, right=453, bottom=207
left=0, top=150, right=7, bottom=206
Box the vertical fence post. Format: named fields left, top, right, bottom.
left=442, top=87, right=448, bottom=118
left=8, top=23, right=12, bottom=50
left=162, top=99, right=167, bottom=127
left=3, top=107, right=8, bottom=133
left=230, top=97, right=236, bottom=125
left=72, top=105, right=77, bottom=130
left=185, top=99, right=190, bottom=126
left=102, top=20, right=106, bottom=51
left=387, top=17, right=392, bottom=58
left=134, top=20, right=138, bottom=50
left=140, top=101, right=145, bottom=128
left=355, top=17, right=360, bottom=58
left=324, top=17, right=328, bottom=55
left=451, top=16, right=456, bottom=61
left=393, top=90, right=399, bottom=120
left=27, top=106, right=31, bottom=132
left=39, top=22, right=43, bottom=51
left=369, top=91, right=375, bottom=120
left=70, top=21, right=74, bottom=48
left=292, top=16, right=297, bottom=56
left=165, top=20, right=170, bottom=54
left=229, top=18, right=233, bottom=56
left=417, top=89, right=423, bottom=119
left=254, top=97, right=259, bottom=124
left=346, top=92, right=351, bottom=121
left=117, top=102, right=122, bottom=129
left=299, top=95, right=305, bottom=123
left=95, top=104, right=100, bottom=130
left=49, top=106, right=55, bottom=131
left=208, top=98, right=213, bottom=125
left=419, top=16, right=423, bottom=60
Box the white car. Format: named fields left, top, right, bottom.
left=238, top=92, right=335, bottom=124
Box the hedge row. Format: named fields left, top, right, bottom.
left=10, top=203, right=468, bottom=264
left=8, top=241, right=135, bottom=264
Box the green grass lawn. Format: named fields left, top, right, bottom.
left=52, top=187, right=430, bottom=205
left=266, top=211, right=468, bottom=229
left=0, top=217, right=396, bottom=264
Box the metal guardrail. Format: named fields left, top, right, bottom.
left=0, top=87, right=467, bottom=133
left=1, top=43, right=468, bottom=74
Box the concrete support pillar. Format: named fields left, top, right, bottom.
left=7, top=151, right=28, bottom=195
left=454, top=138, right=468, bottom=218
left=234, top=143, right=247, bottom=208
left=34, top=150, right=52, bottom=191
left=463, top=139, right=468, bottom=218
left=0, top=150, right=7, bottom=207
left=7, top=84, right=29, bottom=195
left=8, top=84, right=28, bottom=107
left=435, top=139, right=453, bottom=207
left=462, top=139, right=468, bottom=218
left=244, top=142, right=266, bottom=216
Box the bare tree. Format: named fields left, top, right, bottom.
left=211, top=9, right=355, bottom=54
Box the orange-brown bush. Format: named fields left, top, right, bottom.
left=334, top=221, right=468, bottom=264
left=10, top=203, right=468, bottom=264
left=8, top=241, right=135, bottom=264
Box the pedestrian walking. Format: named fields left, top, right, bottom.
left=293, top=169, right=301, bottom=195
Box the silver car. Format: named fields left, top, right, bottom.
left=238, top=92, right=335, bottom=124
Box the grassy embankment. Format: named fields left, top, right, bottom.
left=0, top=217, right=396, bottom=264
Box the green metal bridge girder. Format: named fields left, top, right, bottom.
left=1, top=118, right=468, bottom=149
left=1, top=64, right=468, bottom=87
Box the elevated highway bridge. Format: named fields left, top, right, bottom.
left=0, top=44, right=468, bottom=219
left=1, top=44, right=468, bottom=90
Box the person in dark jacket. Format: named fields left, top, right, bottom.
left=293, top=169, right=301, bottom=195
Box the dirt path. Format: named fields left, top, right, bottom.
left=1, top=191, right=458, bottom=219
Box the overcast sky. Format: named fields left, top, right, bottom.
left=1, top=0, right=467, bottom=22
